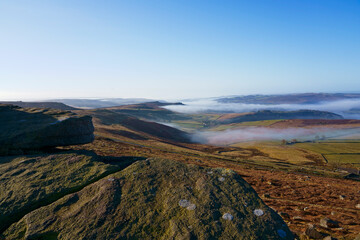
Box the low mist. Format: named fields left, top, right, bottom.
left=164, top=98, right=360, bottom=119
left=191, top=127, right=360, bottom=145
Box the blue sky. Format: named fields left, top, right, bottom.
left=1, top=0, right=359, bottom=100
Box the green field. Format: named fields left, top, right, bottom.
left=323, top=154, right=360, bottom=164
left=232, top=139, right=360, bottom=171
left=288, top=141, right=360, bottom=169
left=171, top=120, right=204, bottom=130
left=295, top=142, right=360, bottom=154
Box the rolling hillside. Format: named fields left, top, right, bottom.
left=105, top=101, right=188, bottom=122
left=77, top=108, right=191, bottom=143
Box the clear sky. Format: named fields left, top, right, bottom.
left=1, top=0, right=359, bottom=100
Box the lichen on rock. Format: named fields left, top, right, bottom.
left=2, top=158, right=294, bottom=239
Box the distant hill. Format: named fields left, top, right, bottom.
left=217, top=93, right=360, bottom=104
left=0, top=101, right=78, bottom=110
left=110, top=101, right=184, bottom=109
left=50, top=98, right=156, bottom=109
left=79, top=108, right=191, bottom=143
left=106, top=101, right=189, bottom=122
left=215, top=110, right=343, bottom=124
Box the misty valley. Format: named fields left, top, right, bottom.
left=1, top=93, right=360, bottom=239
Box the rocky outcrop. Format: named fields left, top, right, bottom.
left=0, top=153, right=133, bottom=234
left=3, top=158, right=294, bottom=239
left=0, top=105, right=94, bottom=155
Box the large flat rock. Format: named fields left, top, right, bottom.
left=3, top=158, right=294, bottom=239
left=0, top=152, right=135, bottom=233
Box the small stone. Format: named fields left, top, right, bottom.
left=339, top=195, right=346, bottom=200
left=356, top=204, right=360, bottom=209
left=179, top=199, right=190, bottom=208
left=218, top=177, right=225, bottom=182
left=207, top=171, right=213, bottom=174
left=323, top=236, right=337, bottom=240
left=293, top=216, right=304, bottom=221
left=277, top=229, right=287, bottom=238
left=222, top=213, right=233, bottom=221
left=303, top=207, right=309, bottom=211
left=262, top=193, right=271, bottom=198
left=305, top=225, right=328, bottom=239
left=331, top=211, right=336, bottom=216
left=107, top=178, right=115, bottom=181
left=187, top=203, right=196, bottom=210
left=253, top=209, right=264, bottom=216
left=267, top=181, right=273, bottom=185
left=320, top=217, right=339, bottom=228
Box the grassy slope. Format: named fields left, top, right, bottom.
left=295, top=142, right=360, bottom=154
left=233, top=140, right=360, bottom=169
left=76, top=109, right=191, bottom=143
left=105, top=102, right=189, bottom=122
left=231, top=141, right=325, bottom=165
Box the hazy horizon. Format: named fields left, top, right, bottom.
left=1, top=91, right=360, bottom=102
